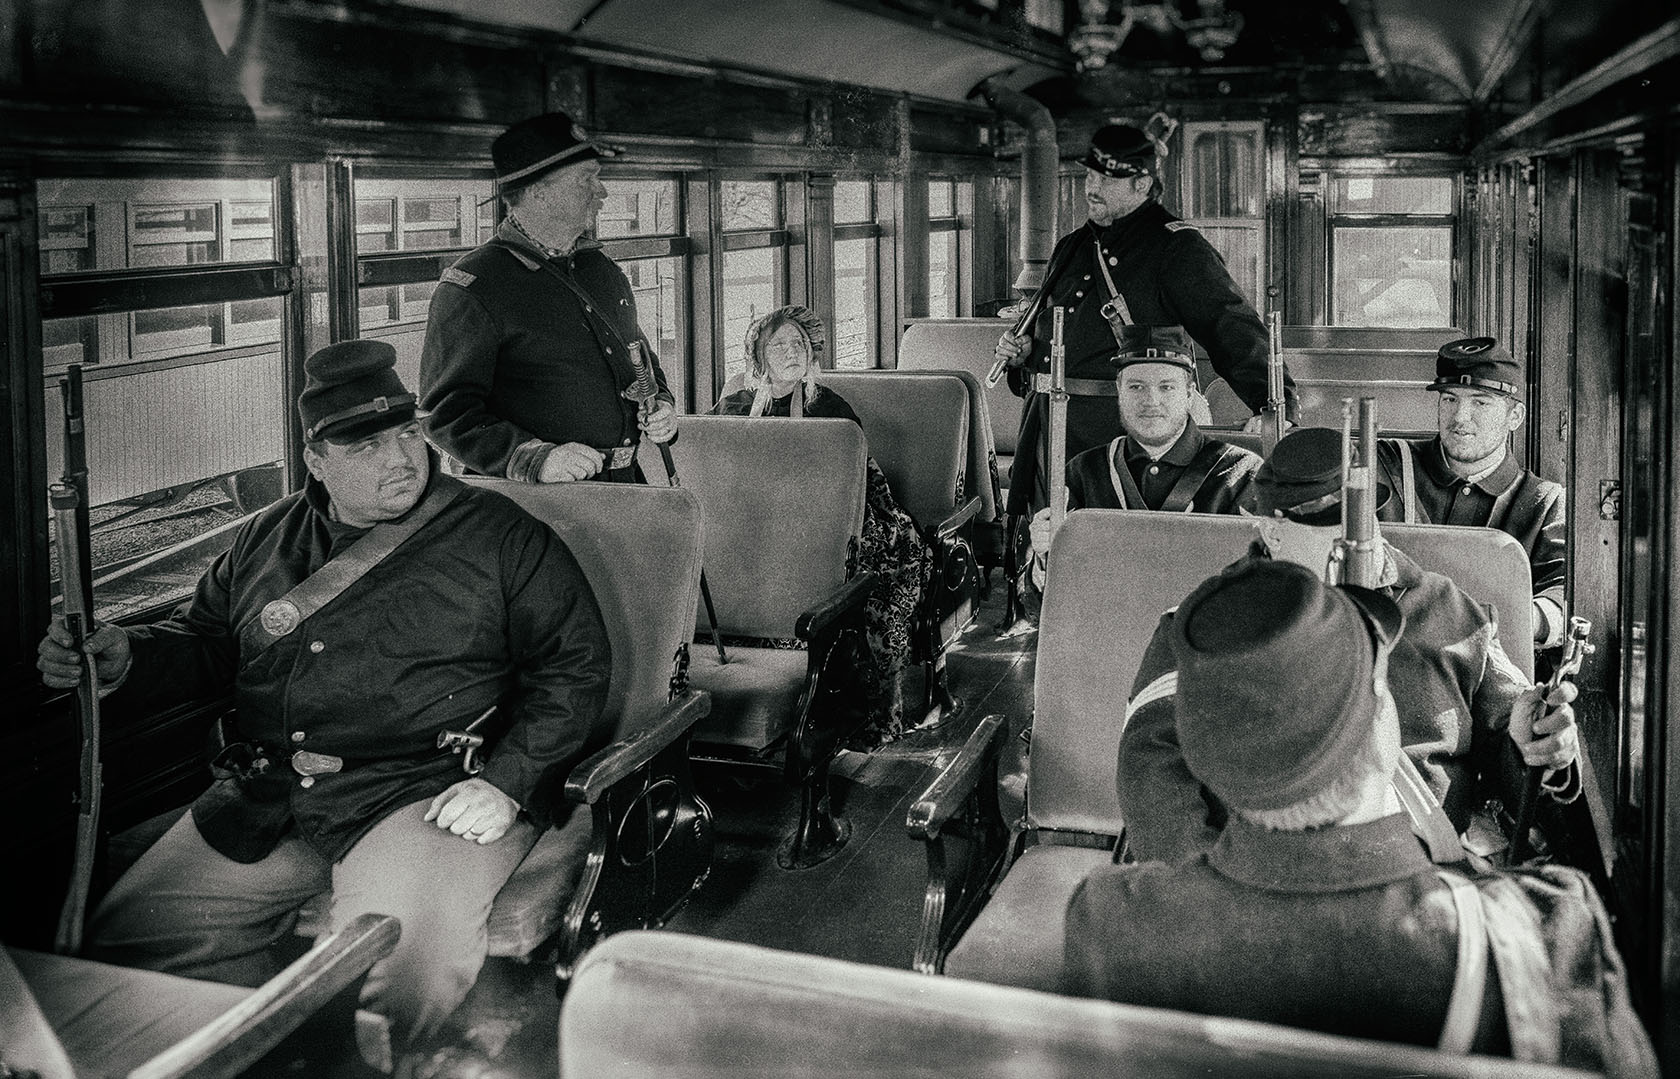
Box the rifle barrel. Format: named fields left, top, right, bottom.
left=1046, top=307, right=1068, bottom=539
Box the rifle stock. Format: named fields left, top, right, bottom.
left=53, top=365, right=103, bottom=955
left=1509, top=618, right=1594, bottom=865
left=1327, top=397, right=1380, bottom=589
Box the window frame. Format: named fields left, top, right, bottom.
left=832, top=175, right=884, bottom=369
left=1178, top=120, right=1266, bottom=313
left=1325, top=167, right=1459, bottom=329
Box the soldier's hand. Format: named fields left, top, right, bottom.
left=1509, top=679, right=1579, bottom=772
left=38, top=619, right=130, bottom=690
left=538, top=443, right=605, bottom=483
left=639, top=399, right=677, bottom=444
left=424, top=777, right=520, bottom=845
left=1028, top=507, right=1053, bottom=558
left=995, top=332, right=1031, bottom=370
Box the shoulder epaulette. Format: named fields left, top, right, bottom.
left=439, top=266, right=477, bottom=288
left=1163, top=221, right=1199, bottom=233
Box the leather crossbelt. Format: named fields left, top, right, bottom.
left=1033, top=374, right=1117, bottom=397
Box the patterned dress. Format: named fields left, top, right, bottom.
left=714, top=384, right=931, bottom=745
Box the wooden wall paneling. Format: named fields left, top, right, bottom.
left=593, top=67, right=807, bottom=146
left=784, top=174, right=810, bottom=312
left=956, top=178, right=976, bottom=317
left=1661, top=118, right=1680, bottom=1063
left=0, top=175, right=46, bottom=698
left=804, top=173, right=837, bottom=363
left=688, top=173, right=720, bottom=408
left=1263, top=107, right=1293, bottom=319
left=1291, top=169, right=1325, bottom=325
left=1296, top=104, right=1472, bottom=158
left=896, top=169, right=930, bottom=326
left=874, top=177, right=900, bottom=368
left=1570, top=147, right=1626, bottom=814
left=969, top=174, right=1005, bottom=316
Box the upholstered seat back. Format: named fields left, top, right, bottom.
left=466, top=480, right=705, bottom=745
left=560, top=931, right=1584, bottom=1079
left=822, top=371, right=969, bottom=529
left=865, top=367, right=1000, bottom=524
left=1032, top=511, right=1534, bottom=837
left=664, top=416, right=866, bottom=640
left=900, top=318, right=1023, bottom=456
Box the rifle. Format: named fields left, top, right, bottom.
left=1326, top=397, right=1380, bottom=589
left=1508, top=617, right=1594, bottom=864
left=985, top=284, right=1054, bottom=389
left=1261, top=311, right=1286, bottom=456
left=52, top=365, right=104, bottom=955
left=625, top=342, right=728, bottom=665
left=1045, top=308, right=1069, bottom=541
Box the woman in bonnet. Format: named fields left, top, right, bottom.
left=714, top=306, right=930, bottom=747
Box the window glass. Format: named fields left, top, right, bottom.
left=833, top=181, right=871, bottom=224
left=929, top=179, right=955, bottom=219
left=928, top=231, right=959, bottom=318
left=1187, top=130, right=1259, bottom=218
left=598, top=178, right=679, bottom=238
left=722, top=247, right=777, bottom=380
left=1336, top=176, right=1452, bottom=215
left=38, top=178, right=276, bottom=274
left=834, top=237, right=875, bottom=368
left=1199, top=225, right=1261, bottom=309
left=1332, top=226, right=1452, bottom=327
left=720, top=180, right=778, bottom=231
left=352, top=178, right=494, bottom=256
left=42, top=317, right=99, bottom=369
left=400, top=197, right=462, bottom=250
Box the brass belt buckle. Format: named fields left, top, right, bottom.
left=291, top=750, right=345, bottom=776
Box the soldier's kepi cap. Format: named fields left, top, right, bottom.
left=492, top=111, right=620, bottom=195
left=297, top=340, right=417, bottom=444
left=1110, top=324, right=1197, bottom=376
left=1084, top=124, right=1159, bottom=179
left=1173, top=559, right=1404, bottom=812
left=1256, top=426, right=1390, bottom=526
left=1428, top=337, right=1521, bottom=398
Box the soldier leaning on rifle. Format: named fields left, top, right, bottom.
left=994, top=121, right=1297, bottom=517
left=1118, top=427, right=1580, bottom=868
left=1375, top=338, right=1568, bottom=649
left=37, top=340, right=611, bottom=1071
left=420, top=110, right=677, bottom=485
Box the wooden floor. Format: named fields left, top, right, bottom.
left=266, top=581, right=1037, bottom=1079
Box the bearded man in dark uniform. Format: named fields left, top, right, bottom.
left=420, top=111, right=677, bottom=484
left=1376, top=338, right=1567, bottom=649
left=37, top=341, right=611, bottom=1066
left=995, top=122, right=1296, bottom=518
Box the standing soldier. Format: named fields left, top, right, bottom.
left=420, top=111, right=678, bottom=484
left=1376, top=338, right=1567, bottom=648
left=996, top=121, right=1295, bottom=522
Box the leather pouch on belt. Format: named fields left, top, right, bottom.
left=191, top=773, right=294, bottom=864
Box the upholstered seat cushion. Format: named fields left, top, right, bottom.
left=944, top=843, right=1113, bottom=992
left=8, top=946, right=253, bottom=1077
left=688, top=646, right=809, bottom=750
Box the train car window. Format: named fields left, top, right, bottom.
left=1329, top=174, right=1455, bottom=329
left=1024, top=0, right=1064, bottom=33
left=600, top=175, right=688, bottom=406
left=353, top=175, right=496, bottom=387
left=719, top=177, right=788, bottom=379
left=834, top=179, right=880, bottom=368
left=36, top=174, right=291, bottom=622
left=928, top=178, right=971, bottom=319
left=1180, top=123, right=1263, bottom=310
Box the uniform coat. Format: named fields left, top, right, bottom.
left=419, top=221, right=673, bottom=483
left=1118, top=545, right=1578, bottom=866
left=1005, top=201, right=1294, bottom=513
left=113, top=471, right=612, bottom=863
left=1378, top=436, right=1567, bottom=614
left=1064, top=814, right=1656, bottom=1076
left=1065, top=419, right=1259, bottom=514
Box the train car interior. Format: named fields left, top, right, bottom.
left=2, top=0, right=1677, bottom=1076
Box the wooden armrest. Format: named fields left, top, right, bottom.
left=906, top=713, right=1007, bottom=839
left=794, top=573, right=876, bottom=642
left=934, top=497, right=983, bottom=540
left=128, top=912, right=400, bottom=1079
left=563, top=690, right=711, bottom=804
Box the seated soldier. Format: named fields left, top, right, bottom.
left=1067, top=560, right=1656, bottom=1076
left=35, top=340, right=611, bottom=1071
left=1375, top=337, right=1566, bottom=648
left=1028, top=324, right=1260, bottom=580
left=1119, top=427, right=1578, bottom=866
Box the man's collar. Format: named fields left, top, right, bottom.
left=1422, top=436, right=1520, bottom=495
left=1209, top=813, right=1433, bottom=894
left=495, top=218, right=601, bottom=267
left=1123, top=416, right=1201, bottom=465
left=1094, top=198, right=1162, bottom=241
